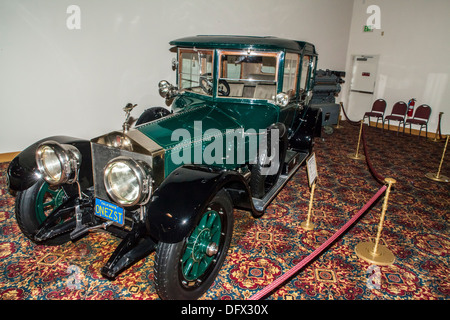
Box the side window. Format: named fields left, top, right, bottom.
left=308, top=56, right=317, bottom=90
left=219, top=51, right=278, bottom=99
left=282, top=53, right=299, bottom=98
left=299, top=55, right=311, bottom=93
left=226, top=62, right=241, bottom=80
left=179, top=49, right=213, bottom=94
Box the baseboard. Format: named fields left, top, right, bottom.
left=0, top=152, right=20, bottom=163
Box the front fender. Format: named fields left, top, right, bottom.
left=7, top=136, right=93, bottom=191
left=145, top=165, right=248, bottom=243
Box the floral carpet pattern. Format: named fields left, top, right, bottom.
left=0, top=123, right=449, bottom=300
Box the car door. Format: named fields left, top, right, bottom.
left=279, top=52, right=300, bottom=133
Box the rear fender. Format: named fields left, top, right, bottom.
left=289, top=106, right=322, bottom=152
left=7, top=136, right=93, bottom=192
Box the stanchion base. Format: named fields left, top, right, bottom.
left=301, top=221, right=315, bottom=230
left=355, top=241, right=395, bottom=266
left=347, top=153, right=366, bottom=161
left=335, top=124, right=343, bottom=129
left=425, top=172, right=450, bottom=183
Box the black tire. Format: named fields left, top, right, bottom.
left=154, top=189, right=234, bottom=300
left=250, top=123, right=288, bottom=199
left=15, top=180, right=71, bottom=246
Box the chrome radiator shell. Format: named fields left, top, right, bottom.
left=90, top=129, right=165, bottom=203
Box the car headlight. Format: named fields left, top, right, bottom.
left=275, top=92, right=289, bottom=107
left=158, top=80, right=178, bottom=99
left=35, top=141, right=81, bottom=185
left=104, top=157, right=152, bottom=207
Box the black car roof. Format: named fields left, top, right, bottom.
left=169, top=35, right=317, bottom=55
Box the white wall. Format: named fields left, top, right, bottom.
left=342, top=0, right=450, bottom=135
left=0, top=0, right=354, bottom=153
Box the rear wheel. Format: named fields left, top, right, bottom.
left=154, top=189, right=234, bottom=300
left=250, top=123, right=288, bottom=199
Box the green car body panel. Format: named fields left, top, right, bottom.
left=137, top=93, right=280, bottom=176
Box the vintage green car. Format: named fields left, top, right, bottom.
left=7, top=35, right=321, bottom=299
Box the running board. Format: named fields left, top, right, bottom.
left=252, top=150, right=308, bottom=212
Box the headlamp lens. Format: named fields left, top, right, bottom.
left=106, top=162, right=140, bottom=204
left=40, top=145, right=62, bottom=181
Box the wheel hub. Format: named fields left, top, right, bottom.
left=206, top=242, right=218, bottom=256
left=181, top=210, right=222, bottom=281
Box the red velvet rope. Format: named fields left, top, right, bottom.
left=339, top=102, right=360, bottom=126
left=248, top=185, right=388, bottom=300
left=361, top=125, right=386, bottom=184
left=339, top=103, right=386, bottom=184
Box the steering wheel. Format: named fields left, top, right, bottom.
left=199, top=73, right=230, bottom=96
left=199, top=73, right=213, bottom=95
left=218, top=79, right=230, bottom=96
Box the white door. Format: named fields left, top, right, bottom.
left=347, top=55, right=380, bottom=120
left=350, top=55, right=379, bottom=93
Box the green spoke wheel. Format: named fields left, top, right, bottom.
left=181, top=210, right=222, bottom=281
left=35, top=182, right=66, bottom=224
left=154, top=189, right=234, bottom=300
left=15, top=180, right=71, bottom=245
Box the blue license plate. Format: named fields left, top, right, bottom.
left=95, top=198, right=124, bottom=225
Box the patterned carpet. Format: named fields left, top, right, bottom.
left=0, top=122, right=449, bottom=300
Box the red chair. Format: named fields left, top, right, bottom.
left=383, top=101, right=407, bottom=135
left=404, top=104, right=431, bottom=138
left=363, top=99, right=387, bottom=128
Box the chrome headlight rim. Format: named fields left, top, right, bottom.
left=158, top=80, right=178, bottom=99
left=35, top=141, right=81, bottom=185
left=158, top=80, right=171, bottom=98
left=103, top=156, right=152, bottom=207
left=275, top=92, right=289, bottom=107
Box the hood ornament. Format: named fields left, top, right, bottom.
left=122, top=103, right=137, bottom=133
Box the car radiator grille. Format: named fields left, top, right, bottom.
left=90, top=142, right=154, bottom=204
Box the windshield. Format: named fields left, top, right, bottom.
left=219, top=51, right=279, bottom=100
left=179, top=49, right=214, bottom=95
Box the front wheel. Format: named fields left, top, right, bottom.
left=15, top=180, right=71, bottom=245
left=154, top=189, right=234, bottom=300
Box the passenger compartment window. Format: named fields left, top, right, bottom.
left=219, top=51, right=279, bottom=100
left=283, top=53, right=299, bottom=98
left=299, top=55, right=311, bottom=93
left=309, top=56, right=317, bottom=91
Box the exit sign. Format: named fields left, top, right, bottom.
left=364, top=25, right=373, bottom=32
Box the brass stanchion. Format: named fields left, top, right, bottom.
left=355, top=178, right=396, bottom=266
left=335, top=102, right=344, bottom=129
left=347, top=120, right=366, bottom=161
left=301, top=181, right=316, bottom=230
left=429, top=112, right=443, bottom=142
left=425, top=135, right=449, bottom=182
